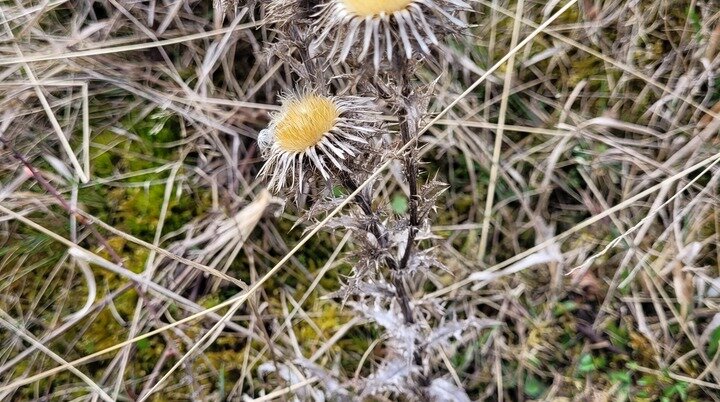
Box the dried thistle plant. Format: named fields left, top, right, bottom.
left=255, top=0, right=488, bottom=399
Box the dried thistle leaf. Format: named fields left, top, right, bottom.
left=360, top=358, right=418, bottom=397
left=427, top=378, right=471, bottom=402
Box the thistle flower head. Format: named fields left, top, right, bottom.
left=272, top=96, right=339, bottom=152
left=258, top=92, right=382, bottom=194
left=342, top=0, right=415, bottom=16
left=310, top=0, right=471, bottom=70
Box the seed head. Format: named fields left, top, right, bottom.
left=273, top=96, right=339, bottom=152
left=310, top=0, right=471, bottom=70
left=342, top=0, right=415, bottom=16
left=258, top=92, right=383, bottom=194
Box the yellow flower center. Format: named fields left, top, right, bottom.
left=275, top=95, right=339, bottom=153
left=340, top=0, right=414, bottom=17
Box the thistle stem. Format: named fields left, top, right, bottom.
left=338, top=172, right=416, bottom=325
left=394, top=58, right=430, bottom=386
left=393, top=56, right=423, bottom=326
left=396, top=62, right=421, bottom=273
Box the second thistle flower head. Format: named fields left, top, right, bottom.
left=258, top=91, right=382, bottom=194
left=310, top=0, right=471, bottom=70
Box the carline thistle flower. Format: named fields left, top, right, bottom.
left=257, top=92, right=382, bottom=194
left=310, top=0, right=471, bottom=69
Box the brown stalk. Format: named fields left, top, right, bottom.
left=0, top=137, right=124, bottom=265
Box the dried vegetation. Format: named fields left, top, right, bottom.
left=0, top=0, right=719, bottom=400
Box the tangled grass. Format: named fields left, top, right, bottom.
left=1, top=0, right=719, bottom=400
